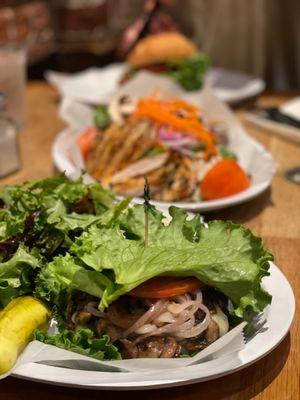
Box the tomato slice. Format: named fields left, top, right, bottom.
left=129, top=277, right=204, bottom=298
left=76, top=127, right=97, bottom=157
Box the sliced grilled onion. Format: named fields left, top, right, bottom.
left=93, top=289, right=218, bottom=349
left=85, top=302, right=105, bottom=318
left=174, top=294, right=190, bottom=303
left=167, top=300, right=199, bottom=315
left=122, top=299, right=167, bottom=338
left=134, top=308, right=191, bottom=343
left=134, top=323, right=157, bottom=335
left=175, top=304, right=211, bottom=339
left=212, top=304, right=229, bottom=337
left=153, top=311, right=176, bottom=325
left=134, top=302, right=200, bottom=343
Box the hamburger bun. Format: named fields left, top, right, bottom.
left=126, top=32, right=198, bottom=68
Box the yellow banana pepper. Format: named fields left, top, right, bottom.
left=0, top=296, right=50, bottom=374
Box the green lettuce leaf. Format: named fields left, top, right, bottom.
left=70, top=206, right=272, bottom=317
left=0, top=174, right=115, bottom=240
left=0, top=175, right=119, bottom=264
left=45, top=194, right=128, bottom=230
left=34, top=329, right=121, bottom=360
left=0, top=245, right=41, bottom=307
left=220, top=145, right=238, bottom=161
left=0, top=221, right=7, bottom=240
left=34, top=266, right=69, bottom=331
left=94, top=105, right=111, bottom=130
left=1, top=175, right=273, bottom=323
left=0, top=175, right=120, bottom=306
left=167, top=52, right=210, bottom=91
left=89, top=183, right=115, bottom=215
left=39, top=253, right=113, bottom=300
left=0, top=174, right=86, bottom=215
left=34, top=253, right=115, bottom=329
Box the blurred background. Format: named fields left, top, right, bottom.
left=0, top=0, right=299, bottom=90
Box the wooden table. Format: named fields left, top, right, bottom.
left=0, top=83, right=299, bottom=399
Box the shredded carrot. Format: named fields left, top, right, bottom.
left=134, top=94, right=217, bottom=158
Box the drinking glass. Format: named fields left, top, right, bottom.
left=0, top=45, right=26, bottom=129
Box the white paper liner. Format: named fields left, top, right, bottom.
left=59, top=97, right=94, bottom=131
left=0, top=321, right=247, bottom=379
left=46, top=64, right=126, bottom=105
left=46, top=66, right=265, bottom=105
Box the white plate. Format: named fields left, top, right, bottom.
left=12, top=262, right=295, bottom=389
left=52, top=83, right=276, bottom=213
left=47, top=64, right=265, bottom=105
left=206, top=68, right=265, bottom=104
left=52, top=127, right=274, bottom=213
left=53, top=85, right=276, bottom=212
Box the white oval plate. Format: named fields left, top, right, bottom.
left=12, top=262, right=295, bottom=390
left=206, top=68, right=265, bottom=104
left=52, top=125, right=276, bottom=213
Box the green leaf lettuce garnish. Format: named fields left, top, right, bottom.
left=34, top=329, right=121, bottom=360
left=167, top=52, right=210, bottom=91
left=0, top=174, right=117, bottom=305
left=0, top=245, right=41, bottom=307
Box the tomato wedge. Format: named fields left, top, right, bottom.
left=200, top=159, right=250, bottom=200
left=129, top=277, right=204, bottom=298
left=76, top=127, right=97, bottom=157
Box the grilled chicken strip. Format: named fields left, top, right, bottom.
left=86, top=117, right=157, bottom=180
left=112, top=152, right=196, bottom=201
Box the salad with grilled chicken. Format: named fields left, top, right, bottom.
left=0, top=176, right=272, bottom=371
left=77, top=93, right=250, bottom=202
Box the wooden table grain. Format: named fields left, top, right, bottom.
left=0, top=83, right=299, bottom=400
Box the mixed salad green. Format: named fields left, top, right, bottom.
left=167, top=52, right=210, bottom=91
left=0, top=175, right=272, bottom=360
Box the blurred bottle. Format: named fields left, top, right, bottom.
left=0, top=93, right=20, bottom=178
